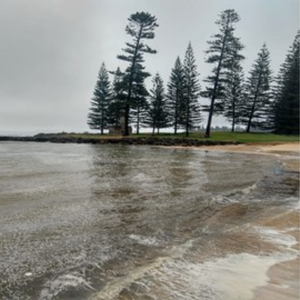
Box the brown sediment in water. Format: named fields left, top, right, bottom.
left=97, top=145, right=299, bottom=300
left=162, top=142, right=299, bottom=155
left=204, top=144, right=299, bottom=299
left=2, top=142, right=298, bottom=300
left=158, top=143, right=299, bottom=300
left=216, top=147, right=299, bottom=299
left=253, top=209, right=299, bottom=300
left=254, top=257, right=299, bottom=300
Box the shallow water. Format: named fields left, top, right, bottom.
left=0, top=142, right=298, bottom=300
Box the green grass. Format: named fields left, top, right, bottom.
left=63, top=131, right=299, bottom=143
left=130, top=132, right=299, bottom=143
left=62, top=133, right=113, bottom=139
left=195, top=131, right=299, bottom=143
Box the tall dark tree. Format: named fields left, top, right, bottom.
left=145, top=73, right=169, bottom=134
left=243, top=44, right=272, bottom=132
left=108, top=67, right=126, bottom=127
left=223, top=46, right=245, bottom=132
left=130, top=64, right=150, bottom=134
left=88, top=62, right=112, bottom=134
left=181, top=43, right=201, bottom=137
left=117, top=12, right=158, bottom=136
left=167, top=56, right=185, bottom=134
left=274, top=32, right=299, bottom=134
left=202, top=9, right=243, bottom=137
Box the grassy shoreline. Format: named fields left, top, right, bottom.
left=65, top=132, right=299, bottom=144
left=0, top=132, right=298, bottom=145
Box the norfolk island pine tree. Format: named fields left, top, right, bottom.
left=88, top=62, right=112, bottom=134
left=166, top=56, right=185, bottom=134
left=273, top=32, right=299, bottom=134
left=181, top=42, right=201, bottom=137
left=145, top=73, right=169, bottom=135
left=242, top=44, right=272, bottom=132
left=202, top=9, right=243, bottom=138
left=117, top=12, right=158, bottom=136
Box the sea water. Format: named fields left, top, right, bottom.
left=0, top=142, right=298, bottom=300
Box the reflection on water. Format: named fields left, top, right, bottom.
left=0, top=142, right=297, bottom=300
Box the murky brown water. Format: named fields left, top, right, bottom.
left=0, top=142, right=298, bottom=300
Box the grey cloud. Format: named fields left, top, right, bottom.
left=0, top=0, right=298, bottom=134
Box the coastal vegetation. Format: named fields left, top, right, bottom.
left=88, top=10, right=299, bottom=138
left=81, top=132, right=298, bottom=143
left=2, top=132, right=296, bottom=144
left=116, top=12, right=158, bottom=136
left=201, top=9, right=244, bottom=137
left=90, top=132, right=298, bottom=144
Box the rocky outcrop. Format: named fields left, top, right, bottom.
left=0, top=134, right=240, bottom=147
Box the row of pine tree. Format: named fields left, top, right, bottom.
left=88, top=10, right=299, bottom=137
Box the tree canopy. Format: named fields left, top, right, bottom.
left=88, top=62, right=111, bottom=134
left=117, top=12, right=158, bottom=136
left=88, top=10, right=298, bottom=137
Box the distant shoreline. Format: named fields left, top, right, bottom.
left=1, top=133, right=299, bottom=149
left=0, top=134, right=240, bottom=147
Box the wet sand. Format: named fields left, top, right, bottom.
left=254, top=210, right=299, bottom=300
left=204, top=143, right=299, bottom=300
left=165, top=142, right=298, bottom=155
left=167, top=142, right=300, bottom=300
left=200, top=142, right=299, bottom=159
left=90, top=143, right=300, bottom=300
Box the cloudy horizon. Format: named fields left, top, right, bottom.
left=0, top=0, right=298, bottom=135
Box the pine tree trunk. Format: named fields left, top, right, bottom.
left=246, top=77, right=261, bottom=133
left=174, top=110, right=177, bottom=134
left=186, top=92, right=190, bottom=137
left=205, top=64, right=223, bottom=138
left=186, top=116, right=189, bottom=137
left=246, top=101, right=256, bottom=133
left=124, top=104, right=130, bottom=135
left=101, top=110, right=104, bottom=135
left=186, top=108, right=189, bottom=137
left=205, top=20, right=230, bottom=138
left=174, top=92, right=178, bottom=134
left=231, top=99, right=236, bottom=132
left=136, top=105, right=140, bottom=134
left=124, top=25, right=144, bottom=136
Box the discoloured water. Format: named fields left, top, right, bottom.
left=0, top=142, right=298, bottom=299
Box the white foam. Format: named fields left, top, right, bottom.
left=129, top=234, right=159, bottom=246
left=89, top=224, right=299, bottom=300
left=256, top=227, right=297, bottom=249
left=90, top=240, right=194, bottom=300
left=137, top=251, right=296, bottom=300
left=39, top=272, right=95, bottom=300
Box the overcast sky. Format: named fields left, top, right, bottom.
left=0, top=0, right=298, bottom=135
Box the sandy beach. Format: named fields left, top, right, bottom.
left=158, top=142, right=299, bottom=299
left=191, top=142, right=299, bottom=300
left=201, top=142, right=299, bottom=157
left=164, top=142, right=299, bottom=170
left=167, top=142, right=299, bottom=154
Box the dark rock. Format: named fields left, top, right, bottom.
left=0, top=135, right=241, bottom=147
